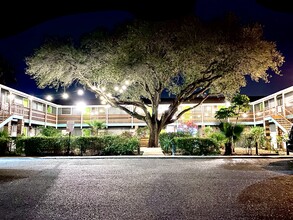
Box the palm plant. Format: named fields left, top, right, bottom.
left=86, top=120, right=106, bottom=136
left=215, top=94, right=250, bottom=155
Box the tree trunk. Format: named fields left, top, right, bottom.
left=148, top=123, right=160, bottom=148
left=224, top=142, right=232, bottom=155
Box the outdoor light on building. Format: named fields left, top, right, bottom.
left=46, top=95, right=53, bottom=101
left=77, top=89, right=84, bottom=96
left=75, top=101, right=86, bottom=112
left=62, top=92, right=69, bottom=99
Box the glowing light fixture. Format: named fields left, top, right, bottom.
left=62, top=92, right=69, bottom=99
left=75, top=101, right=86, bottom=112
left=77, top=89, right=84, bottom=96
left=46, top=95, right=53, bottom=101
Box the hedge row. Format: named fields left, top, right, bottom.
left=174, top=137, right=220, bottom=155
left=16, top=136, right=139, bottom=156
left=0, top=137, right=10, bottom=156
left=159, top=132, right=220, bottom=155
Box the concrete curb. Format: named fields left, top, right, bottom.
left=1, top=155, right=293, bottom=159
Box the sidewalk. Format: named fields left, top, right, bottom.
left=140, top=147, right=164, bottom=156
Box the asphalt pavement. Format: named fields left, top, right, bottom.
left=0, top=157, right=292, bottom=220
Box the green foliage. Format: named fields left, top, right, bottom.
left=215, top=94, right=250, bottom=121
left=102, top=136, right=139, bottom=155
left=74, top=136, right=108, bottom=155
left=0, top=130, right=9, bottom=138
left=86, top=120, right=106, bottom=136
left=23, top=137, right=68, bottom=156
left=208, top=132, right=227, bottom=149
left=215, top=94, right=248, bottom=154
left=15, top=137, right=26, bottom=155
left=21, top=135, right=138, bottom=156
left=0, top=130, right=11, bottom=155
left=159, top=132, right=191, bottom=153
left=25, top=15, right=284, bottom=148
left=218, top=122, right=244, bottom=141
left=39, top=126, right=61, bottom=137
left=0, top=137, right=9, bottom=155
left=249, top=126, right=266, bottom=148
left=174, top=137, right=220, bottom=155
left=82, top=129, right=91, bottom=137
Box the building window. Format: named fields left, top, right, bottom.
left=61, top=108, right=71, bottom=115
left=32, top=101, right=44, bottom=112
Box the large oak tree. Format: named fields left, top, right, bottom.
left=25, top=15, right=284, bottom=147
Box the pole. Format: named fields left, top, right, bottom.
left=67, top=131, right=71, bottom=155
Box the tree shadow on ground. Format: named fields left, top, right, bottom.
left=236, top=159, right=293, bottom=219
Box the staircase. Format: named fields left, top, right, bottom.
left=271, top=114, right=292, bottom=133
left=0, top=108, right=24, bottom=129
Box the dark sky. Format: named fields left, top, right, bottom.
left=0, top=0, right=293, bottom=102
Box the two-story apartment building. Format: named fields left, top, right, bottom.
left=1, top=84, right=292, bottom=150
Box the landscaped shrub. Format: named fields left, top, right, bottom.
left=20, top=135, right=139, bottom=156
left=74, top=136, right=109, bottom=155
left=15, top=136, right=26, bottom=155
left=102, top=136, right=139, bottom=155
left=23, top=137, right=67, bottom=156
left=174, top=137, right=220, bottom=155
left=0, top=137, right=9, bottom=156
left=159, top=132, right=191, bottom=154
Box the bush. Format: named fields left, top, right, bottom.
left=23, top=137, right=67, bottom=156
left=21, top=135, right=139, bottom=156
left=174, top=137, right=220, bottom=155
left=0, top=137, right=9, bottom=156
left=74, top=136, right=111, bottom=155
left=159, top=132, right=191, bottom=154
left=15, top=136, right=26, bottom=155
left=102, top=136, right=139, bottom=155
left=39, top=126, right=61, bottom=137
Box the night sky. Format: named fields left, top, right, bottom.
left=0, top=0, right=293, bottom=102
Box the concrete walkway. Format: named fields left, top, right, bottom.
left=140, top=147, right=164, bottom=156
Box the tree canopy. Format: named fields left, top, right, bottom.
left=25, top=15, right=284, bottom=147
